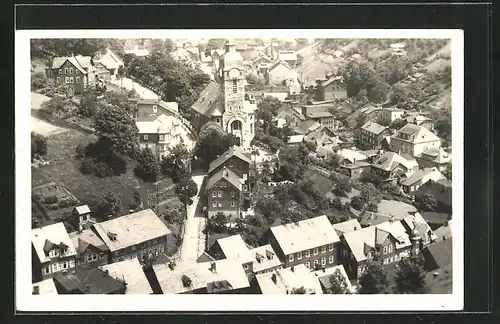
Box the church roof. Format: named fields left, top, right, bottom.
left=191, top=81, right=223, bottom=117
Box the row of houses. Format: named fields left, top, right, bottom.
left=32, top=208, right=172, bottom=294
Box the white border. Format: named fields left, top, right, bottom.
left=16, top=29, right=464, bottom=312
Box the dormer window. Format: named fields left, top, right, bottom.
left=152, top=105, right=157, bottom=113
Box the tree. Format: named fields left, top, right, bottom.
left=31, top=39, right=110, bottom=57
left=276, top=144, right=310, bottom=181
left=205, top=39, right=227, bottom=51
left=148, top=39, right=174, bottom=54
left=390, top=118, right=407, bottom=130
left=342, top=60, right=375, bottom=97
left=93, top=104, right=139, bottom=156
left=31, top=72, right=48, bottom=91
left=207, top=212, right=229, bottom=234
left=31, top=132, right=48, bottom=160
left=95, top=193, right=124, bottom=220
left=389, top=84, right=409, bottom=105
left=325, top=153, right=341, bottom=170
left=360, top=170, right=383, bottom=187
left=129, top=190, right=143, bottom=211
left=358, top=261, right=389, bottom=294
left=79, top=91, right=100, bottom=117
left=367, top=202, right=379, bottom=212
left=333, top=178, right=352, bottom=197
left=350, top=195, right=366, bottom=210
left=256, top=96, right=283, bottom=131
left=134, top=147, right=160, bottom=182
left=394, top=255, right=429, bottom=294
left=174, top=177, right=198, bottom=207
left=329, top=269, right=350, bottom=294
left=418, top=192, right=438, bottom=211
left=367, top=78, right=391, bottom=103
left=41, top=97, right=78, bottom=119
left=360, top=182, right=378, bottom=202
left=193, top=124, right=239, bottom=169
left=435, top=118, right=451, bottom=141
left=161, top=143, right=191, bottom=182
left=246, top=74, right=266, bottom=90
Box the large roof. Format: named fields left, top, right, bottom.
left=371, top=151, right=419, bottom=172
left=312, top=264, right=354, bottom=293
left=400, top=167, right=446, bottom=186
left=338, top=149, right=368, bottom=164
left=321, top=76, right=346, bottom=88
left=95, top=49, right=124, bottom=69
left=69, top=228, right=109, bottom=255
left=401, top=213, right=437, bottom=242
left=54, top=268, right=126, bottom=294
left=213, top=234, right=253, bottom=263
left=50, top=56, right=88, bottom=74
left=191, top=81, right=223, bottom=116
left=32, top=222, right=77, bottom=264
left=206, top=166, right=243, bottom=191
left=256, top=264, right=323, bottom=294
left=99, top=258, right=153, bottom=294
left=278, top=50, right=298, bottom=62
left=270, top=215, right=340, bottom=255
left=152, top=259, right=250, bottom=294
left=136, top=114, right=182, bottom=134
left=248, top=244, right=283, bottom=273
left=295, top=120, right=321, bottom=135
left=208, top=145, right=252, bottom=174
left=423, top=238, right=452, bottom=270
left=268, top=59, right=296, bottom=73
left=392, top=124, right=441, bottom=144
left=361, top=121, right=387, bottom=135
left=331, top=219, right=362, bottom=236
left=92, top=209, right=171, bottom=252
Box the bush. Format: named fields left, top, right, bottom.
left=31, top=132, right=48, bottom=160
left=31, top=72, right=48, bottom=91
left=48, top=204, right=60, bottom=211
left=79, top=157, right=95, bottom=174
left=93, top=161, right=113, bottom=178
left=44, top=195, right=58, bottom=204
left=75, top=144, right=86, bottom=159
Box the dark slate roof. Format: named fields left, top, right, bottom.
left=191, top=81, right=223, bottom=116
left=54, top=268, right=126, bottom=294
left=423, top=239, right=453, bottom=271
left=208, top=145, right=252, bottom=174
left=421, top=212, right=451, bottom=225
left=206, top=167, right=243, bottom=191
left=206, top=280, right=233, bottom=293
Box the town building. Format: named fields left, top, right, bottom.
left=94, top=48, right=124, bottom=78
left=370, top=151, right=419, bottom=181
left=331, top=219, right=362, bottom=237
left=206, top=167, right=245, bottom=219
left=404, top=112, right=435, bottom=131
left=53, top=267, right=127, bottom=294
left=304, top=110, right=337, bottom=132
left=32, top=278, right=58, bottom=295
left=255, top=264, right=323, bottom=294
left=136, top=114, right=192, bottom=159
left=378, top=108, right=405, bottom=125
left=400, top=212, right=438, bottom=248
left=45, top=55, right=94, bottom=96
left=266, top=60, right=299, bottom=86
left=315, top=76, right=348, bottom=102
left=69, top=227, right=110, bottom=271
left=400, top=167, right=448, bottom=194
left=208, top=145, right=252, bottom=180
left=32, top=222, right=77, bottom=281
left=339, top=218, right=416, bottom=279
left=99, top=258, right=153, bottom=294
left=191, top=41, right=258, bottom=149
left=124, top=45, right=150, bottom=57
left=252, top=55, right=273, bottom=75
left=277, top=50, right=298, bottom=67
left=359, top=121, right=390, bottom=149
left=287, top=134, right=304, bottom=146
left=294, top=120, right=322, bottom=135
left=422, top=238, right=452, bottom=274
left=390, top=124, right=441, bottom=157
left=152, top=259, right=251, bottom=294
left=262, top=215, right=341, bottom=271
left=91, top=209, right=171, bottom=264
left=417, top=147, right=452, bottom=172
left=129, top=98, right=179, bottom=119
left=339, top=161, right=372, bottom=179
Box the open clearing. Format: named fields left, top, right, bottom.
left=30, top=92, right=68, bottom=136
left=424, top=58, right=451, bottom=73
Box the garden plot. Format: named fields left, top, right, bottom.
left=32, top=182, right=81, bottom=227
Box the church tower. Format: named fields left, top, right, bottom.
left=218, top=40, right=256, bottom=149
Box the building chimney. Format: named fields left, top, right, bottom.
left=322, top=266, right=326, bottom=272
left=210, top=262, right=217, bottom=273
left=442, top=236, right=446, bottom=241
left=389, top=215, right=395, bottom=223
left=291, top=266, right=294, bottom=272
left=33, top=285, right=40, bottom=295
left=271, top=273, right=277, bottom=284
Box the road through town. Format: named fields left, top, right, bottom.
left=178, top=175, right=206, bottom=262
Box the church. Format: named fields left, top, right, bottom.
left=191, top=40, right=257, bottom=150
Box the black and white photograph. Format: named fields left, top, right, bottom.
left=16, top=29, right=464, bottom=311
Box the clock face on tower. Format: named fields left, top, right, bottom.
left=228, top=68, right=239, bottom=79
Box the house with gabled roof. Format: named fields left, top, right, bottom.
left=69, top=228, right=110, bottom=271
left=53, top=267, right=127, bottom=294
left=359, top=121, right=390, bottom=149
left=255, top=264, right=323, bottom=294
left=331, top=219, right=362, bottom=237
left=262, top=215, right=341, bottom=272
left=390, top=124, right=441, bottom=157
left=206, top=166, right=245, bottom=219
left=45, top=55, right=95, bottom=96
left=266, top=60, right=298, bottom=86
left=371, top=151, right=419, bottom=181
left=99, top=258, right=153, bottom=294
left=252, top=54, right=273, bottom=75
left=92, top=209, right=171, bottom=265
left=400, top=167, right=448, bottom=194
left=400, top=212, right=437, bottom=248
left=32, top=222, right=77, bottom=281
left=208, top=145, right=252, bottom=180
left=315, top=75, right=348, bottom=102
left=339, top=218, right=417, bottom=279
left=417, top=147, right=452, bottom=172
left=94, top=48, right=124, bottom=78
left=277, top=50, right=298, bottom=66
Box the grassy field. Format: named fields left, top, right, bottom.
left=424, top=58, right=451, bottom=73
left=31, top=129, right=142, bottom=213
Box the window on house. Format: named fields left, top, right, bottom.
left=159, top=245, right=164, bottom=253
left=218, top=191, right=222, bottom=197
left=65, top=77, right=69, bottom=83
left=297, top=251, right=302, bottom=260
left=289, top=254, right=294, bottom=262
left=70, top=77, right=74, bottom=83
left=231, top=200, right=235, bottom=207
left=244, top=264, right=249, bottom=270
left=69, top=68, right=73, bottom=74
left=314, top=259, right=319, bottom=266
left=44, top=267, right=50, bottom=274
left=64, top=68, right=68, bottom=74
left=388, top=245, right=393, bottom=253
left=383, top=246, right=388, bottom=254
left=76, top=76, right=80, bottom=83
left=314, top=248, right=319, bottom=255
left=232, top=80, right=237, bottom=93
left=212, top=201, right=217, bottom=207
left=153, top=105, right=157, bottom=113
left=321, top=258, right=326, bottom=266
left=243, top=185, right=248, bottom=191
left=56, top=77, right=60, bottom=83
left=143, top=135, right=148, bottom=140
left=305, top=262, right=310, bottom=269
left=329, top=255, right=334, bottom=264
left=58, top=69, right=62, bottom=74
left=216, top=118, right=221, bottom=123
left=230, top=192, right=235, bottom=197
left=305, top=250, right=310, bottom=258
left=321, top=246, right=327, bottom=253
left=63, top=262, right=68, bottom=269
left=159, top=134, right=165, bottom=141
left=217, top=201, right=222, bottom=207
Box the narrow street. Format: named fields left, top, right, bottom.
left=107, top=77, right=159, bottom=100
left=178, top=175, right=206, bottom=263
